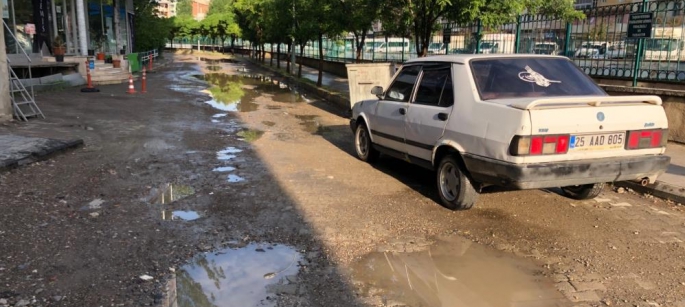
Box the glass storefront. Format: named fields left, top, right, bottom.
left=3, top=0, right=131, bottom=56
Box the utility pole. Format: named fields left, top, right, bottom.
left=290, top=0, right=296, bottom=75
left=0, top=3, right=11, bottom=122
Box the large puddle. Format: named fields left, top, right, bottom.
left=353, top=236, right=571, bottom=307
left=174, top=243, right=302, bottom=307
left=197, top=73, right=307, bottom=113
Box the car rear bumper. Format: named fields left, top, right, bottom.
left=463, top=154, right=671, bottom=189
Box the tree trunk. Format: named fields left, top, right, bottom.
left=286, top=42, right=291, bottom=72
left=270, top=44, right=274, bottom=66
left=298, top=44, right=305, bottom=78
left=317, top=33, right=323, bottom=87
left=355, top=32, right=367, bottom=62
left=262, top=44, right=266, bottom=63
left=231, top=36, right=235, bottom=54
left=277, top=44, right=281, bottom=69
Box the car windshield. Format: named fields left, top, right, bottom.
left=428, top=43, right=443, bottom=49
left=470, top=58, right=606, bottom=100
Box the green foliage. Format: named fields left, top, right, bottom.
left=133, top=0, right=173, bottom=52
left=176, top=0, right=192, bottom=18
left=237, top=129, right=264, bottom=142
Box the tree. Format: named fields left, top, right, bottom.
left=133, top=0, right=173, bottom=52
left=176, top=0, right=192, bottom=18
left=338, top=0, right=383, bottom=61
left=381, top=0, right=584, bottom=57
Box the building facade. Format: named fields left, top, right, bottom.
left=192, top=0, right=209, bottom=21
left=157, top=0, right=177, bottom=18
left=2, top=0, right=134, bottom=57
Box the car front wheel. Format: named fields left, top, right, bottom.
left=354, top=122, right=379, bottom=163
left=436, top=155, right=478, bottom=210
left=561, top=183, right=605, bottom=200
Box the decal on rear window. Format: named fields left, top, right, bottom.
left=518, top=66, right=561, bottom=87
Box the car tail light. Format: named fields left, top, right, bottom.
left=510, top=134, right=570, bottom=156
left=625, top=129, right=668, bottom=150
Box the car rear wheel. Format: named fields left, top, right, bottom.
left=354, top=122, right=379, bottom=163
left=561, top=183, right=605, bottom=200
left=436, top=155, right=478, bottom=210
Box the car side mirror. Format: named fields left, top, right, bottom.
left=371, top=86, right=384, bottom=99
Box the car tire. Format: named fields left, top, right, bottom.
left=436, top=155, right=478, bottom=210
left=561, top=183, right=605, bottom=200
left=354, top=122, right=379, bottom=163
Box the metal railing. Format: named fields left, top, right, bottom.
left=167, top=0, right=685, bottom=84
left=3, top=19, right=34, bottom=100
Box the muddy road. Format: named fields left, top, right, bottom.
left=1, top=52, right=684, bottom=307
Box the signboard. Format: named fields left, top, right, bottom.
left=627, top=12, right=653, bottom=39
left=2, top=0, right=8, bottom=19
left=25, top=24, right=36, bottom=35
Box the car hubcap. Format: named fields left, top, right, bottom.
left=356, top=128, right=369, bottom=157
left=439, top=162, right=460, bottom=202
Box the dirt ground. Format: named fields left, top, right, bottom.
left=1, top=52, right=685, bottom=307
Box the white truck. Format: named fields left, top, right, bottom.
left=643, top=27, right=685, bottom=61
left=350, top=54, right=670, bottom=210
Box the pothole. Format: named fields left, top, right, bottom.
left=172, top=243, right=302, bottom=307
left=352, top=236, right=571, bottom=307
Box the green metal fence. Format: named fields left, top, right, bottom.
left=167, top=0, right=685, bottom=84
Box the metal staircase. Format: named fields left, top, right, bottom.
left=3, top=19, right=42, bottom=121
left=7, top=59, right=44, bottom=121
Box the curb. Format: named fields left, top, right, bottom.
left=239, top=57, right=352, bottom=117
left=0, top=138, right=84, bottom=172
left=615, top=180, right=685, bottom=204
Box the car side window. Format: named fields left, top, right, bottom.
left=413, top=65, right=454, bottom=107
left=385, top=65, right=420, bottom=102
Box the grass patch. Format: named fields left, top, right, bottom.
left=237, top=129, right=264, bottom=142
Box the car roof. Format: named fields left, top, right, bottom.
left=404, top=54, right=567, bottom=64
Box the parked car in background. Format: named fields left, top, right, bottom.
left=350, top=54, right=670, bottom=210
left=427, top=42, right=447, bottom=55
left=605, top=44, right=627, bottom=59
left=533, top=42, right=561, bottom=55
left=575, top=41, right=610, bottom=58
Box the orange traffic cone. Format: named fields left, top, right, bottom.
left=141, top=67, right=147, bottom=94
left=127, top=74, right=136, bottom=94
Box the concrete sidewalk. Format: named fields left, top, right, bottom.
left=251, top=58, right=685, bottom=202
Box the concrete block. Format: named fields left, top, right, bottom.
left=39, top=73, right=63, bottom=85
left=62, top=73, right=86, bottom=86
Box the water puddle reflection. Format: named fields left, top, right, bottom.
left=213, top=166, right=236, bottom=172
left=227, top=174, right=245, bottom=183
left=163, top=210, right=200, bottom=221
left=296, top=115, right=320, bottom=134
left=353, top=236, right=571, bottom=307
left=206, top=65, right=222, bottom=71
left=150, top=184, right=195, bottom=205
left=174, top=243, right=302, bottom=307
left=217, top=147, right=242, bottom=160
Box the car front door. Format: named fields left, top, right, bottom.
left=369, top=65, right=421, bottom=153
left=404, top=64, right=454, bottom=162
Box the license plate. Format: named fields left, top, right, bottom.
left=569, top=133, right=625, bottom=151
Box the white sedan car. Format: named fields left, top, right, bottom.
left=350, top=54, right=670, bottom=210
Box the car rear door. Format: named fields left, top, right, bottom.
left=404, top=64, right=454, bottom=161
left=369, top=65, right=421, bottom=153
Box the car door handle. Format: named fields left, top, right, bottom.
left=399, top=108, right=406, bottom=115
left=437, top=113, right=449, bottom=121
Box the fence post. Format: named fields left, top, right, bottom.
left=515, top=15, right=522, bottom=54
left=632, top=0, right=648, bottom=87
left=564, top=22, right=572, bottom=57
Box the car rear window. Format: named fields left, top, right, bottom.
left=470, top=58, right=606, bottom=100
